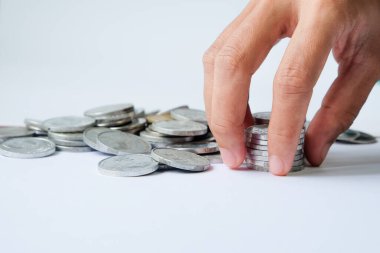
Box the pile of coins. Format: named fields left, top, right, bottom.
left=245, top=112, right=305, bottom=172
left=0, top=104, right=217, bottom=177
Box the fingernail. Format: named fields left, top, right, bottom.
left=269, top=155, right=286, bottom=176
left=220, top=147, right=238, bottom=168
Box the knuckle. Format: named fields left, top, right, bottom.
left=274, top=66, right=312, bottom=95
left=214, top=44, right=245, bottom=71
left=320, top=103, right=356, bottom=133
left=210, top=118, right=236, bottom=137
left=310, top=0, right=346, bottom=24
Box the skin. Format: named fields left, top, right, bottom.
left=203, top=0, right=380, bottom=176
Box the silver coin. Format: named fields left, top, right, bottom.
left=160, top=105, right=189, bottom=114
left=56, top=145, right=93, bottom=152
left=245, top=142, right=304, bottom=151
left=0, top=137, right=56, bottom=158
left=245, top=125, right=305, bottom=140
left=151, top=148, right=210, bottom=172
left=193, top=131, right=215, bottom=142
left=245, top=153, right=304, bottom=162
left=0, top=126, right=35, bottom=139
left=96, top=118, right=132, bottom=127
left=110, top=118, right=147, bottom=131
left=82, top=127, right=110, bottom=150
left=246, top=148, right=304, bottom=156
left=50, top=138, right=87, bottom=147
left=253, top=112, right=271, bottom=125
left=246, top=163, right=305, bottom=172
left=134, top=108, right=145, bottom=118
left=245, top=159, right=304, bottom=168
left=246, top=137, right=304, bottom=146
left=97, top=130, right=151, bottom=155
left=353, top=131, right=377, bottom=144
left=24, top=118, right=45, bottom=131
left=84, top=103, right=134, bottom=118
left=48, top=131, right=83, bottom=141
left=139, top=130, right=194, bottom=144
left=98, top=154, right=159, bottom=177
left=170, top=108, right=208, bottom=124
left=151, top=120, right=207, bottom=136
left=165, top=142, right=219, bottom=154
left=336, top=129, right=377, bottom=144
left=42, top=116, right=95, bottom=133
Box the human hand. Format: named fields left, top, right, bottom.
left=203, top=0, right=380, bottom=175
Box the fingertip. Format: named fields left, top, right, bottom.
left=269, top=155, right=289, bottom=176
left=220, top=146, right=245, bottom=169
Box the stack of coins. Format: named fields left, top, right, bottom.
left=42, top=116, right=95, bottom=152
left=245, top=112, right=305, bottom=172
left=84, top=104, right=146, bottom=134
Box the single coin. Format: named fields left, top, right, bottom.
left=0, top=137, right=56, bottom=158
left=245, top=125, right=305, bottom=140
left=42, top=116, right=95, bottom=133
left=353, top=131, right=377, bottom=144
left=253, top=112, right=271, bottom=125
left=151, top=120, right=207, bottom=136
left=82, top=127, right=110, bottom=150
left=96, top=117, right=132, bottom=127
left=84, top=103, right=134, bottom=118
left=0, top=126, right=35, bottom=139
left=246, top=148, right=304, bottom=157
left=50, top=138, right=87, bottom=147
left=165, top=142, right=219, bottom=154
left=245, top=142, right=304, bottom=151
left=139, top=130, right=194, bottom=144
left=151, top=148, right=210, bottom=172
left=247, top=163, right=305, bottom=172
left=245, top=153, right=304, bottom=162
left=48, top=131, right=83, bottom=141
left=97, top=131, right=151, bottom=155
left=245, top=159, right=304, bottom=168
left=110, top=118, right=147, bottom=131
left=170, top=108, right=208, bottom=124
left=24, top=118, right=45, bottom=131
left=246, top=137, right=304, bottom=146
left=336, top=129, right=377, bottom=144
left=336, top=129, right=360, bottom=143
left=98, top=154, right=159, bottom=177
left=56, top=145, right=93, bottom=152
left=146, top=114, right=173, bottom=123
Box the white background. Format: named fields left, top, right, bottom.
left=1, top=1, right=380, bottom=253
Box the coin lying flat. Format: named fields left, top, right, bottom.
left=165, top=142, right=219, bottom=154
left=42, top=116, right=95, bottom=133
left=50, top=138, right=87, bottom=147
left=253, top=112, right=271, bottom=125
left=139, top=130, right=194, bottom=144
left=82, top=127, right=111, bottom=150
left=170, top=108, right=208, bottom=124
left=246, top=149, right=304, bottom=157
left=84, top=103, right=134, bottom=118
left=56, top=145, right=93, bottom=152
left=0, top=126, right=35, bottom=139
left=336, top=129, right=377, bottom=144
left=247, top=163, right=304, bottom=172
left=98, top=154, right=159, bottom=177
left=24, top=119, right=46, bottom=135
left=245, top=143, right=304, bottom=151
left=96, top=131, right=152, bottom=155
left=151, top=120, right=207, bottom=136
left=0, top=137, right=56, bottom=158
left=110, top=118, right=147, bottom=132
left=96, top=117, right=132, bottom=127
left=48, top=131, right=83, bottom=141
left=151, top=148, right=210, bottom=172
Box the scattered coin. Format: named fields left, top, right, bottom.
left=151, top=148, right=210, bottom=172
left=42, top=116, right=95, bottom=133
left=98, top=154, right=159, bottom=177
left=336, top=129, right=377, bottom=144
left=50, top=138, right=87, bottom=147
left=110, top=118, right=147, bottom=132
left=0, top=126, right=35, bottom=139
left=151, top=120, right=207, bottom=136
left=96, top=130, right=151, bottom=155
left=0, top=137, right=56, bottom=158
left=170, top=108, right=207, bottom=124
left=165, top=142, right=219, bottom=154
left=84, top=103, right=134, bottom=118
left=24, top=118, right=47, bottom=135
left=139, top=130, right=194, bottom=144
left=56, top=145, right=93, bottom=152
left=83, top=127, right=111, bottom=150
left=48, top=131, right=83, bottom=141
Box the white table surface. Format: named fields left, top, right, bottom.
left=1, top=0, right=380, bottom=252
